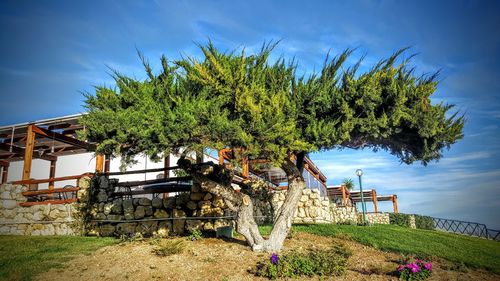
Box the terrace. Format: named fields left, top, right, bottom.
left=0, top=113, right=329, bottom=204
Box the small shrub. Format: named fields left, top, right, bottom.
left=389, top=213, right=411, bottom=227
left=397, top=259, right=432, bottom=280
left=119, top=232, right=144, bottom=243
left=187, top=230, right=203, bottom=241
left=414, top=215, right=434, bottom=230
left=151, top=239, right=186, bottom=257
left=255, top=245, right=352, bottom=279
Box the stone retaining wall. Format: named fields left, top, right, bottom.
left=359, top=212, right=390, bottom=225
left=0, top=183, right=77, bottom=235
left=85, top=177, right=234, bottom=237
left=0, top=178, right=391, bottom=237
left=270, top=189, right=332, bottom=223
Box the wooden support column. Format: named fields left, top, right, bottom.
left=218, top=149, right=225, bottom=165
left=22, top=124, right=36, bottom=181
left=195, top=150, right=203, bottom=164
left=104, top=155, right=110, bottom=173
left=341, top=185, right=347, bottom=206
left=242, top=157, right=248, bottom=179
left=1, top=161, right=9, bottom=184
left=372, top=190, right=378, bottom=213
left=95, top=154, right=104, bottom=173
left=392, top=195, right=398, bottom=214
left=48, top=159, right=57, bottom=189
left=163, top=154, right=170, bottom=199
left=164, top=154, right=170, bottom=178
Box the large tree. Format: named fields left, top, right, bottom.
left=81, top=42, right=464, bottom=251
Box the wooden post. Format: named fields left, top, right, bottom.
left=95, top=154, right=104, bottom=173
left=341, top=185, right=347, bottom=206
left=22, top=124, right=36, bottom=181
left=163, top=154, right=170, bottom=199
left=218, top=149, right=225, bottom=165
left=1, top=162, right=9, bottom=184
left=242, top=154, right=249, bottom=179
left=104, top=155, right=110, bottom=173
left=49, top=159, right=56, bottom=189
left=196, top=150, right=203, bottom=164
left=372, top=190, right=378, bottom=213
left=392, top=195, right=398, bottom=214
left=164, top=154, right=170, bottom=178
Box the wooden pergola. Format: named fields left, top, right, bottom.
left=0, top=114, right=100, bottom=184
left=350, top=190, right=398, bottom=213
left=326, top=185, right=398, bottom=213
left=218, top=148, right=328, bottom=189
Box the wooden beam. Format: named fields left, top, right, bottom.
left=95, top=154, right=104, bottom=173
left=0, top=143, right=57, bottom=161
left=22, top=187, right=80, bottom=196
left=12, top=173, right=92, bottom=185
left=47, top=123, right=72, bottom=130
left=372, top=190, right=378, bottom=213
left=22, top=125, right=35, bottom=181
left=31, top=125, right=96, bottom=151
left=392, top=195, right=398, bottom=214
left=19, top=198, right=77, bottom=207
left=116, top=176, right=192, bottom=188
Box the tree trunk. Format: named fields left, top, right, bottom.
left=183, top=156, right=305, bottom=252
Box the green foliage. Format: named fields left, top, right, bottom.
left=0, top=235, right=117, bottom=281
left=119, top=232, right=144, bottom=243
left=390, top=213, right=412, bottom=227
left=255, top=246, right=351, bottom=279
left=292, top=224, right=500, bottom=273
left=151, top=239, right=186, bottom=256
left=187, top=229, right=203, bottom=241
left=81, top=41, right=464, bottom=169
left=342, top=178, right=355, bottom=190
left=414, top=215, right=435, bottom=230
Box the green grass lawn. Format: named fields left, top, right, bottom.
left=261, top=224, right=500, bottom=274
left=0, top=235, right=117, bottom=281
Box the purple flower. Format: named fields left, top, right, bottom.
left=270, top=253, right=279, bottom=265
left=408, top=263, right=421, bottom=273
left=424, top=263, right=432, bottom=271
left=397, top=265, right=406, bottom=272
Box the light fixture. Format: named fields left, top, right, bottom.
left=355, top=169, right=363, bottom=177
left=356, top=169, right=367, bottom=224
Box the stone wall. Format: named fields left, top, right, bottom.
left=85, top=177, right=233, bottom=237
left=269, top=189, right=332, bottom=224
left=359, top=212, right=390, bottom=225
left=0, top=177, right=390, bottom=237
left=0, top=183, right=77, bottom=235
left=331, top=205, right=358, bottom=224
left=409, top=214, right=416, bottom=229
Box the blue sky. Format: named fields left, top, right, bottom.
left=1, top=0, right=499, bottom=228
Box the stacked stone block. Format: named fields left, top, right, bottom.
left=0, top=183, right=77, bottom=235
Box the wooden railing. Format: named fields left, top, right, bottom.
left=13, top=172, right=93, bottom=206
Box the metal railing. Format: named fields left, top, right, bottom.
left=432, top=217, right=500, bottom=241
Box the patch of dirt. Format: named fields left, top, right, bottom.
left=35, top=232, right=500, bottom=281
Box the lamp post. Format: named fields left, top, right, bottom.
left=356, top=169, right=366, bottom=224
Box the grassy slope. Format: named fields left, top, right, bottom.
left=0, top=235, right=117, bottom=281
left=262, top=224, right=500, bottom=273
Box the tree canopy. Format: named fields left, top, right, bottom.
left=81, top=42, right=464, bottom=167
